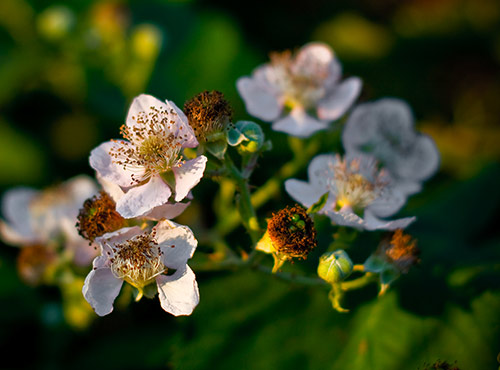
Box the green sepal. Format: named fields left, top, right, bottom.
left=307, top=192, right=329, bottom=214
left=143, top=283, right=159, bottom=299
left=206, top=139, right=227, bottom=160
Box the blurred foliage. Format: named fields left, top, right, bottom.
left=0, top=0, right=499, bottom=369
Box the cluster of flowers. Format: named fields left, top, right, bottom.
left=0, top=41, right=439, bottom=317
left=238, top=42, right=438, bottom=302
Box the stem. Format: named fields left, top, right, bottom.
left=216, top=138, right=319, bottom=237
left=340, top=272, right=377, bottom=291
left=223, top=153, right=262, bottom=245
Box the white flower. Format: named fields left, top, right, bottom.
left=0, top=175, right=99, bottom=266
left=285, top=154, right=415, bottom=231
left=237, top=42, right=362, bottom=138
left=83, top=220, right=199, bottom=316
left=342, top=98, right=439, bottom=194
left=90, top=94, right=207, bottom=219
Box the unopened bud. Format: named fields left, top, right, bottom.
left=317, top=250, right=353, bottom=284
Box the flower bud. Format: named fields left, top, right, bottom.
left=234, top=121, right=264, bottom=154
left=317, top=250, right=353, bottom=284
left=184, top=90, right=233, bottom=143
left=76, top=191, right=126, bottom=243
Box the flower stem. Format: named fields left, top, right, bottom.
left=223, top=153, right=262, bottom=245
left=215, top=138, right=319, bottom=237
left=340, top=272, right=377, bottom=291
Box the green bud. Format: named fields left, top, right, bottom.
left=234, top=121, right=264, bottom=154
left=317, top=250, right=353, bottom=284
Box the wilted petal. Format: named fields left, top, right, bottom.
left=154, top=220, right=197, bottom=269
left=157, top=266, right=199, bottom=316
left=116, top=175, right=172, bottom=219
left=173, top=156, right=207, bottom=202
left=90, top=141, right=141, bottom=188
left=317, top=77, right=362, bottom=121
left=272, top=107, right=328, bottom=138
left=236, top=77, right=282, bottom=121
left=83, top=267, right=123, bottom=316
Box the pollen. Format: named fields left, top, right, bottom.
left=76, top=191, right=126, bottom=243
left=109, top=105, right=188, bottom=185
left=329, top=156, right=386, bottom=211
left=184, top=90, right=233, bottom=142
left=267, top=205, right=317, bottom=259
left=384, top=229, right=420, bottom=273
left=109, top=231, right=166, bottom=289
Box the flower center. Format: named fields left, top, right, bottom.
left=329, top=156, right=386, bottom=211
left=109, top=232, right=166, bottom=288
left=109, top=105, right=187, bottom=184
left=76, top=191, right=126, bottom=243
left=269, top=50, right=329, bottom=110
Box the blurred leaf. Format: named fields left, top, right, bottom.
left=0, top=119, right=46, bottom=185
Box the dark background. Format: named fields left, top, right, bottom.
left=0, top=0, right=499, bottom=369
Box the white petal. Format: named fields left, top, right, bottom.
left=368, top=188, right=407, bottom=218
left=126, top=94, right=168, bottom=132
left=82, top=267, right=123, bottom=316
left=89, top=141, right=141, bottom=188
left=307, top=154, right=337, bottom=191
left=154, top=220, right=197, bottom=269
left=173, top=156, right=207, bottom=202
left=164, top=99, right=199, bottom=148
left=293, top=43, right=340, bottom=84
left=157, top=266, right=199, bottom=316
left=64, top=175, right=98, bottom=208
left=96, top=175, right=124, bottom=203
left=363, top=210, right=416, bottom=231
left=0, top=188, right=38, bottom=244
left=116, top=175, right=172, bottom=219
left=236, top=76, right=282, bottom=121
left=285, top=179, right=326, bottom=210
left=272, top=107, right=328, bottom=138
left=342, top=98, right=415, bottom=154
left=96, top=226, right=143, bottom=247
left=392, top=135, right=440, bottom=181
left=327, top=209, right=366, bottom=230
left=317, top=77, right=362, bottom=121
left=143, top=201, right=190, bottom=221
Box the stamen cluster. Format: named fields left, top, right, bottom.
left=184, top=90, right=233, bottom=142
left=267, top=205, right=317, bottom=259
left=76, top=191, right=126, bottom=243
left=109, top=231, right=166, bottom=288
left=329, top=156, right=387, bottom=211
left=109, top=105, right=191, bottom=184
